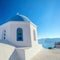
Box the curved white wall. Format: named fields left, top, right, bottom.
left=0, top=43, right=15, bottom=60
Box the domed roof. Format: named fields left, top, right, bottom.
left=9, top=14, right=30, bottom=22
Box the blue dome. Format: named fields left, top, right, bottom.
left=9, top=14, right=30, bottom=21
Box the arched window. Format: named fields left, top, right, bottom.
left=17, top=28, right=23, bottom=41
left=33, top=29, right=36, bottom=41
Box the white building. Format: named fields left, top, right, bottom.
left=0, top=14, right=42, bottom=60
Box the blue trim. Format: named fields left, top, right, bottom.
left=17, top=28, right=23, bottom=41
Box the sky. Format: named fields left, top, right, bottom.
left=0, top=0, right=60, bottom=39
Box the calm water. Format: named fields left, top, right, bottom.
left=38, top=38, right=60, bottom=48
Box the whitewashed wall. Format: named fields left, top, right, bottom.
left=15, top=45, right=42, bottom=60
left=0, top=21, right=32, bottom=47
left=30, top=22, right=38, bottom=47
left=8, top=21, right=31, bottom=47
left=0, top=21, right=37, bottom=47
left=0, top=43, right=15, bottom=60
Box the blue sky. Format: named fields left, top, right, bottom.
left=0, top=0, right=60, bottom=39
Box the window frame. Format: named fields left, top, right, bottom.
left=33, top=29, right=36, bottom=41
left=17, top=28, right=23, bottom=41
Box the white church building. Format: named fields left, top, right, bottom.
left=0, top=14, right=42, bottom=60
